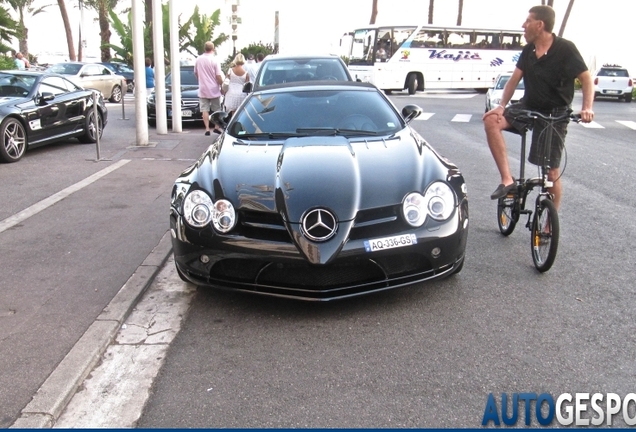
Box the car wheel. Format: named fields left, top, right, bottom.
left=407, top=73, right=418, bottom=95
left=625, top=94, right=632, bottom=102
left=148, top=118, right=156, bottom=127
left=78, top=109, right=103, bottom=144
left=109, top=85, right=122, bottom=103
left=0, top=117, right=27, bottom=163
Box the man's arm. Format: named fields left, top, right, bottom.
left=577, top=70, right=594, bottom=123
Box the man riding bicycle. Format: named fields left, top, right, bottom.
left=483, top=5, right=594, bottom=210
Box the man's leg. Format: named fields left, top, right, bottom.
left=202, top=110, right=210, bottom=132
left=483, top=112, right=515, bottom=197
left=548, top=167, right=562, bottom=210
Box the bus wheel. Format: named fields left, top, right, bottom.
left=384, top=89, right=393, bottom=95
left=407, top=74, right=418, bottom=95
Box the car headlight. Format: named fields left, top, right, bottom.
left=492, top=97, right=502, bottom=105
left=182, top=190, right=236, bottom=233
left=147, top=92, right=155, bottom=105
left=403, top=182, right=456, bottom=227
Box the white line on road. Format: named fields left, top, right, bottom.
left=616, top=120, right=636, bottom=130
left=578, top=121, right=604, bottom=129
left=0, top=159, right=131, bottom=234
left=414, top=113, right=435, bottom=120
left=451, top=114, right=472, bottom=122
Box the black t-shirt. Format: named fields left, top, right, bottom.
left=517, top=34, right=587, bottom=111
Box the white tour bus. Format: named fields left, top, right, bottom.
left=342, top=25, right=525, bottom=94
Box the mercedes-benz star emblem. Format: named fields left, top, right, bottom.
left=302, top=209, right=337, bottom=242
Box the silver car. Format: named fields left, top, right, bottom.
left=47, top=62, right=126, bottom=103
left=485, top=72, right=525, bottom=112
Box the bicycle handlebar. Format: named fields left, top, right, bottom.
left=514, top=109, right=581, bottom=123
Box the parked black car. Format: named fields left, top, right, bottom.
left=147, top=66, right=202, bottom=125
left=100, top=62, right=135, bottom=93
left=169, top=81, right=468, bottom=301
left=0, top=70, right=108, bottom=163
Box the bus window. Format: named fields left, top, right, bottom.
left=447, top=31, right=471, bottom=48
left=389, top=27, right=417, bottom=56
left=411, top=28, right=445, bottom=48
left=474, top=32, right=495, bottom=49
left=501, top=32, right=525, bottom=49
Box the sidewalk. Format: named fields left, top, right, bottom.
left=5, top=102, right=216, bottom=428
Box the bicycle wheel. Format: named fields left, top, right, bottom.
left=530, top=198, right=559, bottom=272
left=497, top=195, right=517, bottom=236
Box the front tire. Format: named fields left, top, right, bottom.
left=530, top=198, right=559, bottom=272
left=497, top=195, right=517, bottom=235
left=0, top=117, right=27, bottom=163
left=407, top=73, right=418, bottom=95
left=109, top=85, right=122, bottom=103
left=625, top=94, right=632, bottom=102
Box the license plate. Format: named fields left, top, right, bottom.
left=167, top=110, right=193, bottom=117
left=364, top=234, right=417, bottom=252
left=605, top=90, right=619, bottom=94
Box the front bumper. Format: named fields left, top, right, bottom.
left=170, top=199, right=468, bottom=301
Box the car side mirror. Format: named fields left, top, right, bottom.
left=402, top=104, right=422, bottom=124
left=242, top=82, right=253, bottom=93
left=37, top=92, right=55, bottom=105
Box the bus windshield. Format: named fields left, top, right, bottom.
left=349, top=26, right=417, bottom=65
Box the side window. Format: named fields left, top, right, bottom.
left=84, top=65, right=99, bottom=76
left=101, top=67, right=111, bottom=75
left=40, top=76, right=70, bottom=95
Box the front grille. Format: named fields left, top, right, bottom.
left=166, top=99, right=199, bottom=109
left=201, top=254, right=439, bottom=300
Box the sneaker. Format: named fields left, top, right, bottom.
left=204, top=131, right=210, bottom=136
left=490, top=181, right=516, bottom=200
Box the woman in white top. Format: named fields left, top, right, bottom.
left=223, top=53, right=249, bottom=116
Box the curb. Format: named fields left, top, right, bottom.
left=10, top=231, right=173, bottom=428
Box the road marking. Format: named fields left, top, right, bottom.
left=451, top=114, right=472, bottom=122
left=578, top=121, right=604, bottom=129
left=414, top=113, right=435, bottom=120
left=0, top=159, right=131, bottom=234
left=616, top=120, right=636, bottom=130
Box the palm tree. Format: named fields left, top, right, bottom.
left=56, top=0, right=76, bottom=61
left=369, top=0, right=377, bottom=25
left=558, top=0, right=575, bottom=37
left=456, top=0, right=463, bottom=26
left=181, top=5, right=228, bottom=57
left=2, top=0, right=50, bottom=58
left=428, top=0, right=434, bottom=24
left=83, top=0, right=119, bottom=61
left=0, top=5, right=17, bottom=54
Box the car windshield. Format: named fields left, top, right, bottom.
left=598, top=68, right=629, bottom=77
left=0, top=73, right=36, bottom=96
left=496, top=75, right=524, bottom=90
left=257, top=59, right=348, bottom=87
left=166, top=69, right=197, bottom=86
left=229, top=88, right=403, bottom=139
left=48, top=63, right=82, bottom=75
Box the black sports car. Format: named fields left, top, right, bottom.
left=169, top=81, right=468, bottom=301
left=0, top=70, right=108, bottom=163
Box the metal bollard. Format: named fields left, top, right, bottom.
left=94, top=91, right=102, bottom=160
left=120, top=78, right=128, bottom=120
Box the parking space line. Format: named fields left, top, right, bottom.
left=578, top=121, right=604, bottom=129
left=451, top=114, right=472, bottom=122
left=0, top=159, right=131, bottom=234
left=414, top=113, right=435, bottom=120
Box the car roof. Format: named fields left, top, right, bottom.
left=251, top=80, right=378, bottom=94
left=261, top=54, right=342, bottom=61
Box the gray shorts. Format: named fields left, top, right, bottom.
left=199, top=97, right=221, bottom=113
left=504, top=102, right=569, bottom=168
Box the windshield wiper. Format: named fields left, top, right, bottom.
left=236, top=132, right=309, bottom=140
left=296, top=127, right=378, bottom=136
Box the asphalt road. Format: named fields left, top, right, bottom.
left=3, top=91, right=636, bottom=428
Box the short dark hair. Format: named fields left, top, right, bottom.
left=529, top=5, right=555, bottom=33
left=256, top=53, right=264, bottom=62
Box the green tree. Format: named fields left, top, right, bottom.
left=2, top=0, right=50, bottom=58
left=0, top=5, right=17, bottom=53
left=105, top=8, right=150, bottom=65
left=181, top=5, right=228, bottom=57
left=83, top=0, right=118, bottom=61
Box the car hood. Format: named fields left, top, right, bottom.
left=166, top=85, right=199, bottom=98
left=178, top=129, right=459, bottom=264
